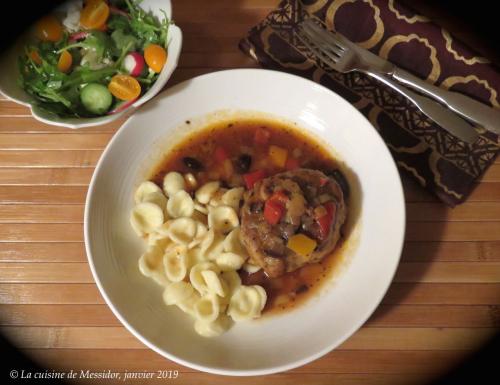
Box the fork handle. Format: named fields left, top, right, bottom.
left=391, top=68, right=500, bottom=135
left=366, top=71, right=478, bottom=143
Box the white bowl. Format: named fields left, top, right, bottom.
left=85, top=69, right=405, bottom=375
left=0, top=0, right=182, bottom=128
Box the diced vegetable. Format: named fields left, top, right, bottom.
left=80, top=83, right=113, bottom=114
left=269, top=145, right=288, bottom=168
left=35, top=15, right=63, bottom=42
left=183, top=157, right=203, bottom=171
left=243, top=170, right=266, bottom=189
left=215, top=146, right=229, bottom=163
left=319, top=177, right=328, bottom=187
left=123, top=52, right=145, bottom=77
left=69, top=31, right=89, bottom=43
left=108, top=74, right=141, bottom=100
left=57, top=50, right=73, bottom=73
left=235, top=154, right=252, bottom=173
left=107, top=97, right=138, bottom=115
left=80, top=0, right=110, bottom=29
left=264, top=199, right=285, bottom=225
left=316, top=202, right=336, bottom=240
left=285, top=158, right=300, bottom=170
left=254, top=127, right=270, bottom=145
left=223, top=159, right=234, bottom=179
left=144, top=44, right=167, bottom=73
left=287, top=234, right=317, bottom=258
left=270, top=191, right=289, bottom=205
left=29, top=50, right=42, bottom=65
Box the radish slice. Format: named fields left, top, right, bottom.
left=123, top=52, right=145, bottom=77
left=107, top=97, right=138, bottom=115
left=109, top=5, right=130, bottom=18
left=69, top=31, right=89, bottom=42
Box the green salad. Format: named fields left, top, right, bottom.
left=18, top=0, right=170, bottom=118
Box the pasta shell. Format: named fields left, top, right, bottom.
left=242, top=262, right=262, bottom=274
left=223, top=227, right=247, bottom=257
left=163, top=172, right=186, bottom=197
left=228, top=285, right=267, bottom=322
left=194, top=293, right=220, bottom=323
left=166, top=190, right=194, bottom=218
left=130, top=202, right=164, bottom=236
left=221, top=187, right=244, bottom=210
left=187, top=221, right=207, bottom=249
left=194, top=202, right=209, bottom=215
left=221, top=270, right=242, bottom=295
left=134, top=181, right=162, bottom=204
left=147, top=232, right=171, bottom=249
left=184, top=173, right=197, bottom=189
left=142, top=191, right=168, bottom=212
left=163, top=246, right=188, bottom=282
left=194, top=314, right=232, bottom=338
left=208, top=206, right=239, bottom=234
left=199, top=229, right=225, bottom=261
left=166, top=217, right=197, bottom=246
left=195, top=181, right=220, bottom=204
left=138, top=245, right=169, bottom=286
left=216, top=252, right=245, bottom=272
left=177, top=291, right=201, bottom=317
left=189, top=261, right=219, bottom=295
left=163, top=281, right=194, bottom=306
left=209, top=188, right=227, bottom=207
left=201, top=270, right=227, bottom=297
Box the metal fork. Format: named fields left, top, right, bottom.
left=296, top=19, right=479, bottom=143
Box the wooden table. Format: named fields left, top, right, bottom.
left=1, top=1, right=499, bottom=384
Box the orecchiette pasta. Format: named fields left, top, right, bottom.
left=216, top=252, right=246, bottom=272
left=130, top=202, right=164, bottom=236
left=132, top=173, right=268, bottom=337
left=167, top=217, right=197, bottom=245
left=200, top=270, right=227, bottom=297
left=194, top=314, right=232, bottom=338
left=138, top=245, right=170, bottom=286
left=189, top=261, right=219, bottom=295
left=194, top=293, right=220, bottom=323
left=166, top=190, right=194, bottom=218
left=242, top=262, right=262, bottom=274
left=227, top=285, right=267, bottom=322
left=134, top=181, right=162, bottom=204
left=208, top=205, right=239, bottom=234
left=163, top=172, right=185, bottom=197
left=163, top=281, right=194, bottom=306
left=163, top=246, right=188, bottom=282
left=195, top=181, right=220, bottom=204
left=221, top=187, right=244, bottom=210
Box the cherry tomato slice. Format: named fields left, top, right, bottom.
left=108, top=74, right=141, bottom=101
left=29, top=50, right=42, bottom=65
left=35, top=15, right=63, bottom=42
left=144, top=44, right=167, bottom=73
left=57, top=50, right=73, bottom=73
left=80, top=0, right=110, bottom=29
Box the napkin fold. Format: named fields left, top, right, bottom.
left=239, top=0, right=500, bottom=206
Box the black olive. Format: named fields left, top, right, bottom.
left=234, top=154, right=252, bottom=173
left=329, top=170, right=350, bottom=199
left=250, top=201, right=264, bottom=214
left=182, top=157, right=203, bottom=171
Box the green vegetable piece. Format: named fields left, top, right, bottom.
left=80, top=83, right=112, bottom=114
left=111, top=29, right=139, bottom=52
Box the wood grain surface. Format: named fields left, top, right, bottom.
left=1, top=1, right=499, bottom=384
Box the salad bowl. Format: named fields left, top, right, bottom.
left=0, top=0, right=182, bottom=129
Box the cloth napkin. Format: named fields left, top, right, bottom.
left=239, top=0, right=500, bottom=206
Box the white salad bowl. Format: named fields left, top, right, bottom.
left=0, top=0, right=182, bottom=128
left=85, top=69, right=405, bottom=375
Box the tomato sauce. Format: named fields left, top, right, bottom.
left=151, top=117, right=352, bottom=315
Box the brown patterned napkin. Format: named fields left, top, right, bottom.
left=239, top=0, right=500, bottom=206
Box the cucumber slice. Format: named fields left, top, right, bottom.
left=80, top=83, right=113, bottom=114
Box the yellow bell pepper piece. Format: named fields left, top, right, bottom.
left=269, top=145, right=288, bottom=168
left=287, top=234, right=317, bottom=258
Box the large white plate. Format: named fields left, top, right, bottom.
left=84, top=69, right=405, bottom=376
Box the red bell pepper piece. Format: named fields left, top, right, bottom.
left=215, top=146, right=229, bottom=163
left=285, top=158, right=300, bottom=170
left=243, top=170, right=266, bottom=189
left=316, top=202, right=336, bottom=239
left=264, top=199, right=285, bottom=225
left=254, top=127, right=271, bottom=145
